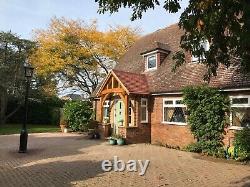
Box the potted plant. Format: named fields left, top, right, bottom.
left=116, top=134, right=126, bottom=146
left=60, top=119, right=68, bottom=133
left=108, top=134, right=117, bottom=145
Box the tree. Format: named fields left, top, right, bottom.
left=95, top=0, right=250, bottom=79
left=30, top=17, right=140, bottom=96
left=0, top=31, right=35, bottom=125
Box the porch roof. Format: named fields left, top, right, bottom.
left=113, top=70, right=149, bottom=95
left=95, top=69, right=149, bottom=96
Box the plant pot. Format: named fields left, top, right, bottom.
left=109, top=139, right=117, bottom=145
left=64, top=128, right=68, bottom=133
left=117, top=138, right=125, bottom=145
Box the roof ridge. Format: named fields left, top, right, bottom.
left=113, top=69, right=145, bottom=76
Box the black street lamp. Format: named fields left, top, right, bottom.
left=19, top=62, right=34, bottom=153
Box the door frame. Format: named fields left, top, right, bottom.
left=113, top=98, right=124, bottom=134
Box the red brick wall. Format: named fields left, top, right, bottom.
left=125, top=95, right=151, bottom=143
left=94, top=95, right=151, bottom=143
left=151, top=96, right=195, bottom=148
left=94, top=91, right=249, bottom=146
left=223, top=128, right=236, bottom=147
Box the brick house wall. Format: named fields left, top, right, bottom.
left=119, top=95, right=151, bottom=143
left=223, top=128, right=236, bottom=146
left=94, top=95, right=151, bottom=143
left=95, top=90, right=249, bottom=146
left=150, top=95, right=195, bottom=148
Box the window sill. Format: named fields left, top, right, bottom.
left=145, top=68, right=157, bottom=72
left=127, top=126, right=138, bottom=128
left=161, top=122, right=187, bottom=126
left=141, top=121, right=148, bottom=124
left=228, top=126, right=244, bottom=130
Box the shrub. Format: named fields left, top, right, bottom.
left=183, top=85, right=230, bottom=155
left=185, top=142, right=202, bottom=153
left=63, top=100, right=93, bottom=132
left=234, top=128, right=250, bottom=161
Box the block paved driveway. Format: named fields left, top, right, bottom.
left=0, top=133, right=249, bottom=187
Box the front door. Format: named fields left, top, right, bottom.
left=114, top=99, right=124, bottom=134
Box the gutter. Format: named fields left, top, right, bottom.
left=151, top=87, right=250, bottom=96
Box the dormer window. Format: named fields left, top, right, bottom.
left=192, top=39, right=210, bottom=62
left=146, top=54, right=157, bottom=71
left=141, top=41, right=170, bottom=72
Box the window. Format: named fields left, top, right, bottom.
left=146, top=54, right=157, bottom=71
left=103, top=100, right=110, bottom=122
left=230, top=96, right=250, bottom=128
left=128, top=100, right=135, bottom=127
left=192, top=39, right=210, bottom=62
left=141, top=98, right=148, bottom=123
left=163, top=98, right=187, bottom=125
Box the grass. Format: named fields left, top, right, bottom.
left=0, top=124, right=60, bottom=135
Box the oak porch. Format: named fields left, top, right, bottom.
left=97, top=71, right=131, bottom=134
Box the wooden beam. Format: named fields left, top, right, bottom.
left=100, top=88, right=125, bottom=95
left=111, top=77, right=114, bottom=89
left=101, top=93, right=110, bottom=106
left=124, top=95, right=128, bottom=128
left=100, top=96, right=103, bottom=122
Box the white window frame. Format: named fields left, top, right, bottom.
left=192, top=39, right=210, bottom=62
left=128, top=99, right=135, bottom=127
left=146, top=54, right=157, bottom=71
left=140, top=98, right=148, bottom=123
left=162, top=98, right=187, bottom=125
left=229, top=95, right=250, bottom=130
left=103, top=100, right=110, bottom=120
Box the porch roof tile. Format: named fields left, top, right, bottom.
left=113, top=70, right=149, bottom=94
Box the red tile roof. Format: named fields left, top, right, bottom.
left=114, top=24, right=250, bottom=93
left=93, top=24, right=250, bottom=97
left=140, top=41, right=171, bottom=55
left=113, top=70, right=149, bottom=94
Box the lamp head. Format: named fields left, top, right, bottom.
left=24, top=61, right=34, bottom=78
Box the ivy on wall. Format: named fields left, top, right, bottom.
left=183, top=85, right=230, bottom=154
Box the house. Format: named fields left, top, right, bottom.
left=92, top=24, right=250, bottom=148
left=61, top=94, right=83, bottom=101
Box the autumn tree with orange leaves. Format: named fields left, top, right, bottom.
left=30, top=17, right=139, bottom=97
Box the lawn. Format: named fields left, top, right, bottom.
left=0, top=124, right=60, bottom=135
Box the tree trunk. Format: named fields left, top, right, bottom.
left=0, top=89, right=7, bottom=125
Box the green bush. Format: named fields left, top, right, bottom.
left=183, top=85, right=230, bottom=155
left=186, top=142, right=226, bottom=158
left=63, top=100, right=93, bottom=132
left=7, top=97, right=64, bottom=125
left=234, top=128, right=250, bottom=161
left=185, top=142, right=202, bottom=153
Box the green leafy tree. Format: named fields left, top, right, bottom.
left=183, top=85, right=230, bottom=154
left=0, top=31, right=35, bottom=125
left=96, top=0, right=250, bottom=79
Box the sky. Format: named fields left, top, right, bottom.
left=0, top=0, right=189, bottom=39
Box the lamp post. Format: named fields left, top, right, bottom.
left=19, top=62, right=34, bottom=153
